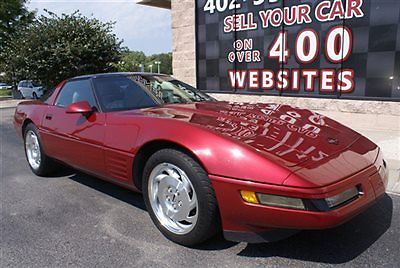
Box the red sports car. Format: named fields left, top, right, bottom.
left=14, top=73, right=388, bottom=246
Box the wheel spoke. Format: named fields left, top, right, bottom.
left=187, top=198, right=197, bottom=212
left=184, top=214, right=198, bottom=224
left=165, top=168, right=180, bottom=179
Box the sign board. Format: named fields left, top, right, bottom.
left=196, top=0, right=400, bottom=101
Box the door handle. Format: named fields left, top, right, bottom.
left=45, top=114, right=53, bottom=120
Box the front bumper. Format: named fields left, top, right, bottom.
left=210, top=164, right=388, bottom=243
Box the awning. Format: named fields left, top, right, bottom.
left=137, top=0, right=171, bottom=9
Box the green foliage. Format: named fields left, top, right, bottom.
left=116, top=50, right=173, bottom=75
left=0, top=0, right=35, bottom=48
left=0, top=89, right=12, bottom=96
left=115, top=50, right=147, bottom=72
left=1, top=10, right=123, bottom=88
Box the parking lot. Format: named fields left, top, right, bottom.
left=1, top=106, right=399, bottom=267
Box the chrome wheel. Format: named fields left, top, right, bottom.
left=148, top=163, right=198, bottom=235
left=25, top=130, right=41, bottom=170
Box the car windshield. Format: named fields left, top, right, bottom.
left=135, top=74, right=215, bottom=104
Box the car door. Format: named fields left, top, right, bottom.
left=26, top=81, right=33, bottom=98
left=41, top=78, right=106, bottom=176
left=19, top=82, right=27, bottom=98
left=92, top=75, right=157, bottom=184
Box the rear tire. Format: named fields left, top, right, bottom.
left=24, top=123, right=57, bottom=176
left=142, top=149, right=220, bottom=246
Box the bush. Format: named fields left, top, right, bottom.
left=0, top=89, right=12, bottom=97
left=1, top=10, right=123, bottom=89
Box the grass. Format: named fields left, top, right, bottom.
left=0, top=89, right=12, bottom=97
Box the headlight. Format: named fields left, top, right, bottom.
left=257, top=193, right=305, bottom=210
left=325, top=187, right=360, bottom=209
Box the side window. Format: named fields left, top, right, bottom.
left=55, top=79, right=97, bottom=108
left=93, top=76, right=156, bottom=112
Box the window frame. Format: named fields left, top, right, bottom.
left=54, top=78, right=101, bottom=112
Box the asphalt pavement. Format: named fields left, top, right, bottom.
left=1, top=107, right=399, bottom=267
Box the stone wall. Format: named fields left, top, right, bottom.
left=171, top=0, right=196, bottom=86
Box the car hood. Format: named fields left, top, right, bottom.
left=142, top=101, right=362, bottom=168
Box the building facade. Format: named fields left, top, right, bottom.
left=138, top=0, right=400, bottom=115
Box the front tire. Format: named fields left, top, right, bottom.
left=24, top=123, right=56, bottom=176
left=142, top=149, right=220, bottom=246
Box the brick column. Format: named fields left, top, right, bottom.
left=171, top=0, right=197, bottom=86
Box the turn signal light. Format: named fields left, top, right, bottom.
left=240, top=190, right=259, bottom=204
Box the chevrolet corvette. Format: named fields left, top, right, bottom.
left=14, top=73, right=388, bottom=246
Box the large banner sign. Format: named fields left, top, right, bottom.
left=196, top=0, right=400, bottom=101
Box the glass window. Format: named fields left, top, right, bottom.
left=55, top=79, right=97, bottom=108
left=93, top=76, right=157, bottom=112
left=138, top=74, right=215, bottom=104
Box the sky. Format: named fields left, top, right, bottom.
left=27, top=0, right=172, bottom=55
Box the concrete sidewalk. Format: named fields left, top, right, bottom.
left=1, top=98, right=399, bottom=193
left=0, top=99, right=22, bottom=109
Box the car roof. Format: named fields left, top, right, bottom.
left=70, top=72, right=169, bottom=81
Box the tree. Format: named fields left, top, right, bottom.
left=116, top=51, right=173, bottom=75
left=0, top=0, right=35, bottom=48
left=1, top=10, right=122, bottom=88
left=146, top=53, right=172, bottom=75
left=115, top=50, right=147, bottom=72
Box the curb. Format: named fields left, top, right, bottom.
left=387, top=191, right=400, bottom=196
left=0, top=99, right=23, bottom=109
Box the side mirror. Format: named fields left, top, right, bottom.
left=66, top=101, right=93, bottom=114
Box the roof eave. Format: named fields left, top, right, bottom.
left=137, top=0, right=171, bottom=9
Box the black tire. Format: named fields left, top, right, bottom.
left=32, top=92, right=38, bottom=99
left=23, top=123, right=57, bottom=176
left=142, top=149, right=220, bottom=246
